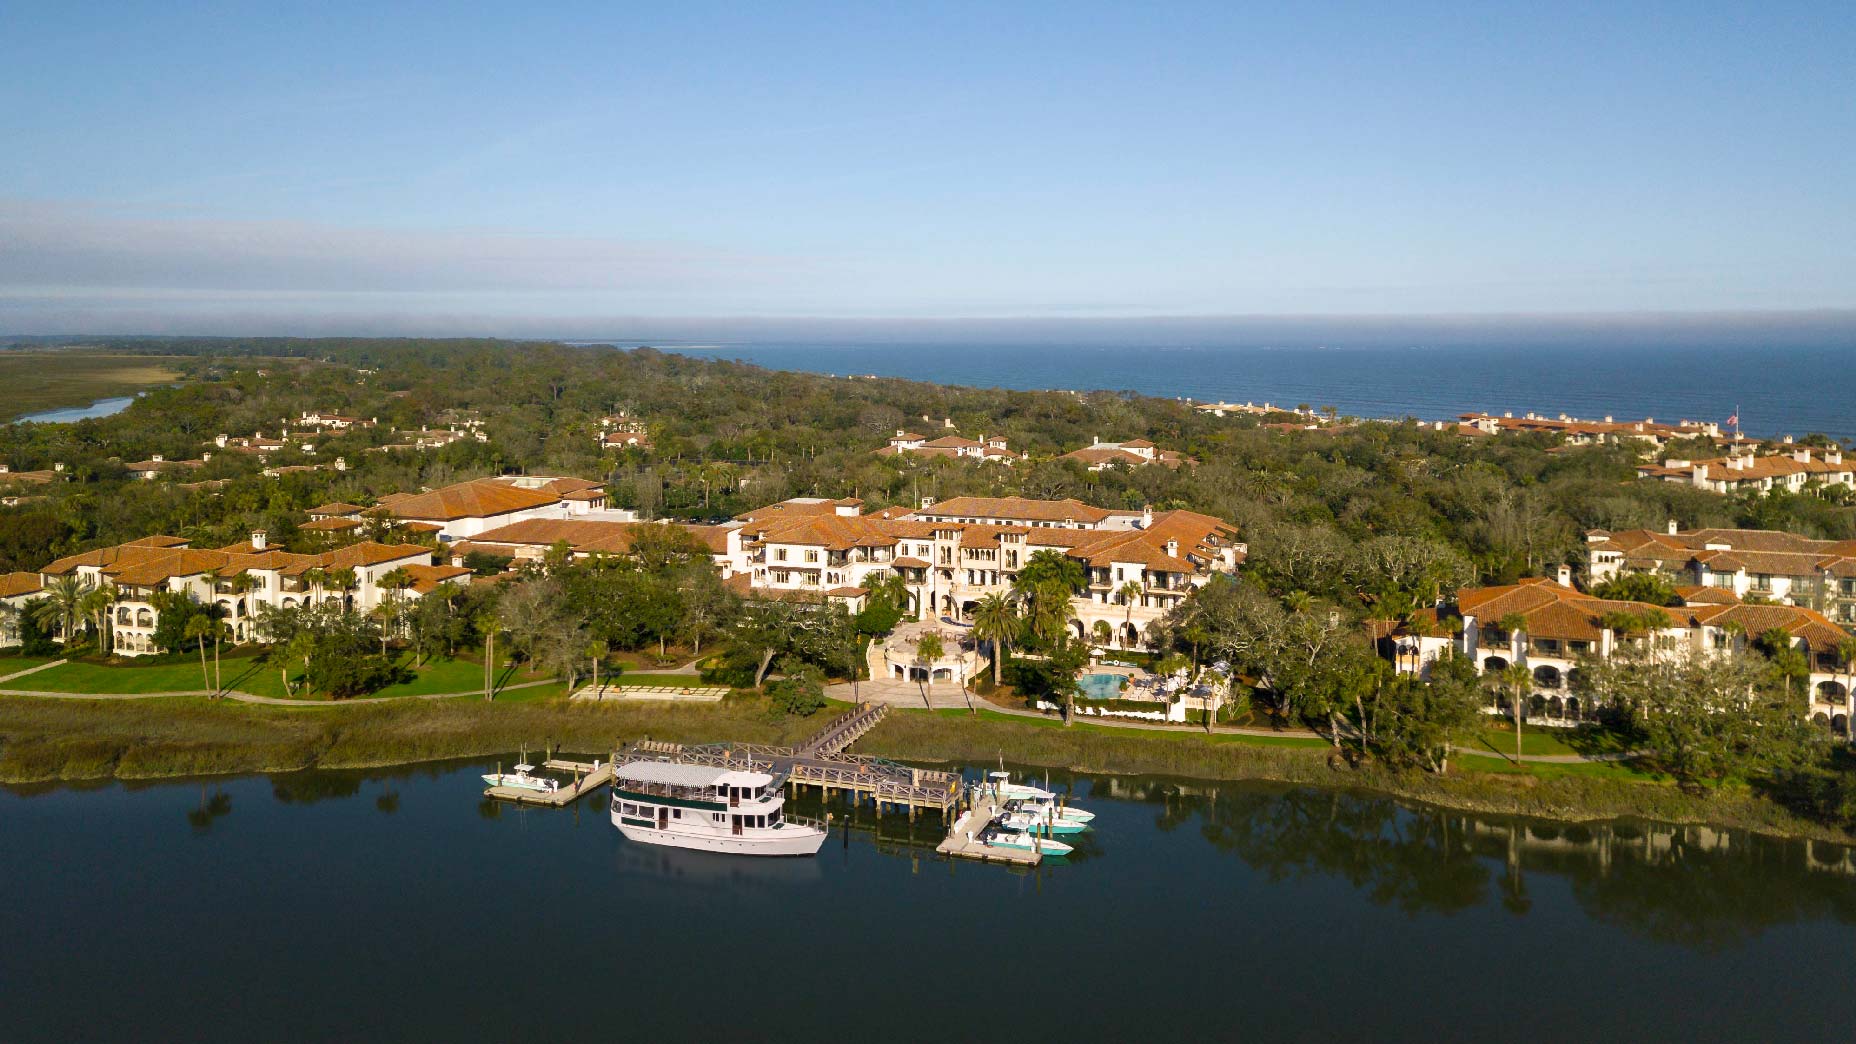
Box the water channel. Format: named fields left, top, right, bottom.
left=3, top=761, right=1851, bottom=1042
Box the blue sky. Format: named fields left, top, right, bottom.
left=2, top=1, right=1853, bottom=333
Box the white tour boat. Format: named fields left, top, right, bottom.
left=482, top=763, right=561, bottom=793
left=610, top=760, right=826, bottom=857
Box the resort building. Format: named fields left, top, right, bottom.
left=124, top=455, right=208, bottom=480
left=371, top=476, right=609, bottom=541
left=876, top=431, right=1024, bottom=465
left=297, top=410, right=375, bottom=431
left=1587, top=524, right=1856, bottom=623
left=1059, top=437, right=1193, bottom=471
left=0, top=571, right=44, bottom=648
left=725, top=494, right=1245, bottom=650
left=1455, top=412, right=1721, bottom=450
left=1193, top=401, right=1321, bottom=421
left=23, top=531, right=460, bottom=655
left=1384, top=576, right=1855, bottom=733
left=0, top=463, right=66, bottom=487
left=444, top=517, right=732, bottom=572
left=597, top=414, right=652, bottom=451
left=1635, top=446, right=1855, bottom=497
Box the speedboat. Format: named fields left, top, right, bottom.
left=1007, top=797, right=1095, bottom=825
left=999, top=810, right=1087, bottom=836
left=983, top=826, right=1073, bottom=856
left=986, top=770, right=1055, bottom=802
left=482, top=763, right=561, bottom=793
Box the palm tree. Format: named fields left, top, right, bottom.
left=1404, top=614, right=1437, bottom=676
left=326, top=567, right=359, bottom=611
left=1499, top=662, right=1532, bottom=762
left=971, top=592, right=1017, bottom=687
left=34, top=574, right=90, bottom=649
left=474, top=610, right=501, bottom=700
left=184, top=613, right=215, bottom=692
left=78, top=585, right=113, bottom=657
left=0, top=600, right=19, bottom=648
left=587, top=639, right=610, bottom=694
left=302, top=566, right=329, bottom=605
left=1091, top=619, right=1112, bottom=648
left=1116, top=579, right=1143, bottom=646
left=226, top=573, right=259, bottom=642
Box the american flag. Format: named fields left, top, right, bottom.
left=1726, top=411, right=1739, bottom=427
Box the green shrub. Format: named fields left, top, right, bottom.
left=766, top=667, right=826, bottom=717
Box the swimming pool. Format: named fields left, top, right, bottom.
left=1076, top=672, right=1129, bottom=700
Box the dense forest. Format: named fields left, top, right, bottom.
left=6, top=336, right=1852, bottom=579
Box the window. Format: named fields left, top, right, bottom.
left=805, top=550, right=819, bottom=563
left=672, top=809, right=682, bottom=819
left=774, top=548, right=787, bottom=562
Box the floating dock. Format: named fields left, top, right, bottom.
left=935, top=809, right=1043, bottom=866
left=482, top=758, right=614, bottom=806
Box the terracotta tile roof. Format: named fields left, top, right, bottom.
left=306, top=502, right=365, bottom=517
left=914, top=496, right=1114, bottom=525
left=891, top=556, right=931, bottom=568
left=0, top=571, right=43, bottom=598
left=401, top=563, right=472, bottom=594
left=314, top=542, right=433, bottom=571
left=301, top=517, right=362, bottom=533
left=383, top=479, right=563, bottom=521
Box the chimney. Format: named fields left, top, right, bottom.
left=1783, top=435, right=1794, bottom=445
left=335, top=457, right=348, bottom=472
left=151, top=454, right=164, bottom=463
left=1794, top=448, right=1812, bottom=464
left=1604, top=415, right=1614, bottom=423
left=1141, top=505, right=1154, bottom=528
left=1556, top=564, right=1572, bottom=587
left=920, top=496, right=935, bottom=509
left=1828, top=450, right=1843, bottom=466
left=1503, top=411, right=1513, bottom=419
left=53, top=463, right=65, bottom=473
left=215, top=434, right=228, bottom=447
left=1165, top=539, right=1179, bottom=559
left=1667, top=519, right=1680, bottom=536
left=202, top=452, right=212, bottom=463
left=251, top=530, right=268, bottom=551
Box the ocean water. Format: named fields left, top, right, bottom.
left=629, top=341, right=1855, bottom=441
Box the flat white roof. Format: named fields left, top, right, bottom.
left=616, top=761, right=772, bottom=788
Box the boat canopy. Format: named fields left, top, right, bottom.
left=616, top=761, right=773, bottom=789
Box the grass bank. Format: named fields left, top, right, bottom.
left=3, top=694, right=1848, bottom=844
left=0, top=694, right=812, bottom=782
left=858, top=709, right=1856, bottom=844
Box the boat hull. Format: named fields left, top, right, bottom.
left=612, top=812, right=826, bottom=856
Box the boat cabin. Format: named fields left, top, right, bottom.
left=612, top=761, right=787, bottom=836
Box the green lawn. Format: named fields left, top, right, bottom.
left=14, top=653, right=557, bottom=702
left=1464, top=722, right=1635, bottom=759
left=22, top=657, right=288, bottom=697
left=0, top=657, right=59, bottom=678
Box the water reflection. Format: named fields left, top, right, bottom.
left=1095, top=774, right=1856, bottom=947
left=185, top=786, right=232, bottom=835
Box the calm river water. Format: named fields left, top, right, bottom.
left=4, top=761, right=1853, bottom=1042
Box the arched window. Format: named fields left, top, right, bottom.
left=1482, top=656, right=1509, bottom=673
left=1533, top=665, right=1562, bottom=689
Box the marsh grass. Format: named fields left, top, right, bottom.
left=3, top=694, right=1848, bottom=843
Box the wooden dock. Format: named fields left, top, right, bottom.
left=626, top=703, right=962, bottom=817
left=935, top=808, right=1042, bottom=865
left=482, top=759, right=614, bottom=807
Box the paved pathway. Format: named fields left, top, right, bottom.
left=0, top=659, right=66, bottom=685
left=827, top=682, right=1641, bottom=765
